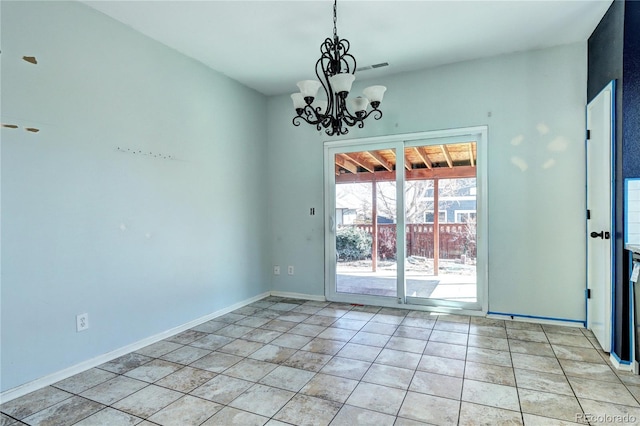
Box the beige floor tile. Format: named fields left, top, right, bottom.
left=361, top=322, right=399, bottom=335
left=518, top=388, right=584, bottom=423
left=467, top=334, right=509, bottom=351
left=332, top=318, right=367, bottom=331
left=166, top=330, right=207, bottom=345
left=223, top=358, right=278, bottom=382
left=269, top=333, right=313, bottom=350
left=301, top=338, right=346, bottom=355
left=545, top=333, right=593, bottom=348
left=346, top=382, right=406, bottom=415
left=506, top=321, right=543, bottom=331
left=506, top=329, right=548, bottom=343
left=385, top=336, right=428, bottom=353
left=429, top=330, right=469, bottom=346
left=53, top=368, right=116, bottom=394
left=409, top=370, right=463, bottom=399
left=98, top=353, right=153, bottom=374
left=466, top=346, right=512, bottom=367
left=135, top=340, right=183, bottom=357
left=568, top=377, right=639, bottom=406
left=393, top=325, right=432, bottom=341
left=433, top=320, right=469, bottom=333
left=350, top=331, right=391, bottom=347
left=336, top=343, right=382, bottom=362
left=218, top=339, right=265, bottom=357
left=398, top=391, right=460, bottom=424
left=577, top=398, right=640, bottom=425
left=190, top=351, right=242, bottom=373
left=248, top=344, right=297, bottom=364
left=242, top=329, right=282, bottom=344
left=288, top=323, right=326, bottom=337
left=417, top=354, right=465, bottom=377
left=320, top=357, right=371, bottom=380
left=514, top=368, right=573, bottom=395
left=80, top=376, right=148, bottom=406
left=511, top=352, right=563, bottom=374
left=215, top=324, right=254, bottom=338
left=330, top=405, right=395, bottom=426
left=401, top=316, right=436, bottom=329
left=112, top=385, right=182, bottom=418
left=559, top=359, right=619, bottom=382
left=522, top=413, right=586, bottom=425
left=228, top=384, right=295, bottom=417
left=469, top=324, right=507, bottom=338
left=274, top=394, right=341, bottom=426
left=423, top=341, right=467, bottom=360
left=375, top=348, right=422, bottom=369
left=299, top=373, right=358, bottom=403
left=508, top=339, right=555, bottom=357
left=147, top=395, right=222, bottom=426
left=316, top=327, right=357, bottom=342
left=191, top=320, right=227, bottom=334
left=462, top=379, right=520, bottom=411
left=72, top=407, right=142, bottom=426
left=551, top=344, right=604, bottom=363
left=22, top=396, right=104, bottom=426
left=282, top=350, right=333, bottom=372
left=458, top=401, right=523, bottom=425
left=236, top=316, right=272, bottom=328
left=262, top=319, right=296, bottom=332
left=154, top=366, right=216, bottom=393
left=190, top=375, right=253, bottom=405
left=362, top=364, right=414, bottom=390
left=304, top=315, right=338, bottom=327
left=188, top=334, right=234, bottom=351
left=277, top=312, right=310, bottom=323
left=259, top=365, right=315, bottom=392
left=124, top=359, right=183, bottom=383
left=464, top=361, right=515, bottom=386
left=200, top=407, right=268, bottom=426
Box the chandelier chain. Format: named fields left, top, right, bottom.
left=333, top=0, right=337, bottom=41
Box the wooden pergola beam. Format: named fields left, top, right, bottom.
left=468, top=143, right=475, bottom=167
left=414, top=147, right=433, bottom=169
left=335, top=155, right=358, bottom=174
left=341, top=153, right=375, bottom=173
left=336, top=166, right=476, bottom=184
left=440, top=144, right=453, bottom=168
left=367, top=151, right=393, bottom=171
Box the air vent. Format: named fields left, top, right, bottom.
left=356, top=62, right=389, bottom=72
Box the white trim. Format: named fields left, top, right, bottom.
left=486, top=314, right=584, bottom=328
left=610, top=354, right=636, bottom=372
left=269, top=291, right=326, bottom=302
left=0, top=292, right=270, bottom=404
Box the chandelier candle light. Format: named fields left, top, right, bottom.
left=291, top=0, right=386, bottom=136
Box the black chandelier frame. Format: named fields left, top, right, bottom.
left=292, top=0, right=383, bottom=136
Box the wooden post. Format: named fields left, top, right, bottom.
left=433, top=178, right=439, bottom=276
left=371, top=179, right=378, bottom=272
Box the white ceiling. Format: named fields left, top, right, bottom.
left=82, top=0, right=613, bottom=96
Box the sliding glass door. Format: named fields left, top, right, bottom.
left=324, top=129, right=487, bottom=312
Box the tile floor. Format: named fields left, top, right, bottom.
left=3, top=296, right=640, bottom=425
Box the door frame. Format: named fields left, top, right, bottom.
left=324, top=127, right=488, bottom=313
left=586, top=80, right=615, bottom=354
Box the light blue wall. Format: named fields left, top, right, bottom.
left=1, top=1, right=269, bottom=392
left=268, top=43, right=588, bottom=321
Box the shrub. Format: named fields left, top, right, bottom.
left=336, top=226, right=372, bottom=261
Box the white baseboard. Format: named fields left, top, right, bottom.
left=270, top=291, right=326, bottom=302
left=609, top=353, right=637, bottom=372
left=0, top=291, right=270, bottom=404
left=486, top=313, right=585, bottom=328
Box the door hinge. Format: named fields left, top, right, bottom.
left=586, top=129, right=591, bottom=140
left=586, top=289, right=591, bottom=299
left=587, top=209, right=591, bottom=220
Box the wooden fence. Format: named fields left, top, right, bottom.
left=353, top=223, right=476, bottom=260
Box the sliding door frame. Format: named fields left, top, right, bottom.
left=324, top=127, right=488, bottom=313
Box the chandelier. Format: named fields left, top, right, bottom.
left=291, top=0, right=386, bottom=136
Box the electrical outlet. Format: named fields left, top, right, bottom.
left=76, top=313, right=89, bottom=332
left=274, top=265, right=280, bottom=275
left=288, top=265, right=294, bottom=275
